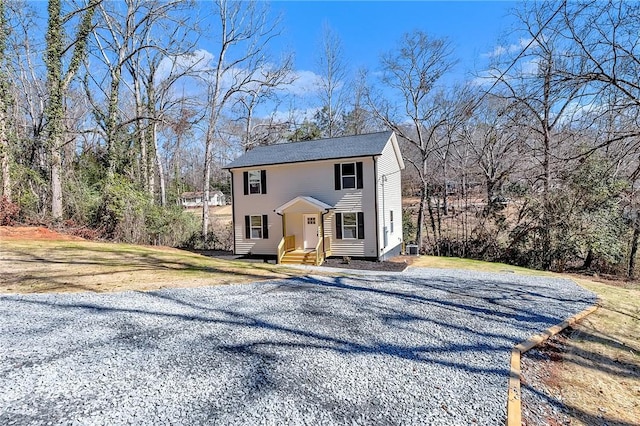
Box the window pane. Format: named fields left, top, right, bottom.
left=342, top=176, right=356, bottom=189
left=341, top=163, right=355, bottom=175
left=343, top=226, right=357, bottom=239
left=251, top=228, right=262, bottom=239
left=248, top=170, right=261, bottom=194
left=343, top=213, right=356, bottom=225
left=251, top=215, right=262, bottom=227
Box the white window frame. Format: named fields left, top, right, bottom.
left=341, top=163, right=356, bottom=189
left=248, top=170, right=262, bottom=194
left=342, top=212, right=358, bottom=239
left=250, top=215, right=263, bottom=239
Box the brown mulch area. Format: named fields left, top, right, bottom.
left=322, top=257, right=409, bottom=272
left=0, top=226, right=84, bottom=241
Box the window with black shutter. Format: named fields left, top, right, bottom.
left=334, top=162, right=363, bottom=190
left=243, top=170, right=266, bottom=194
left=245, top=215, right=267, bottom=239
left=336, top=212, right=364, bottom=240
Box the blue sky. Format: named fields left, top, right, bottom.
left=270, top=1, right=518, bottom=82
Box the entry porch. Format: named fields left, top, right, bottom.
left=274, top=196, right=334, bottom=266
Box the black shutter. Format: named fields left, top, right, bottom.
left=245, top=215, right=250, bottom=239
left=335, top=213, right=342, bottom=239
left=243, top=171, right=249, bottom=195
left=260, top=170, right=267, bottom=194
left=356, top=161, right=363, bottom=189
left=357, top=212, right=365, bottom=239
left=262, top=214, right=268, bottom=239
left=334, top=164, right=341, bottom=190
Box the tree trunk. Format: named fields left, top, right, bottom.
left=133, top=75, right=148, bottom=191
left=45, top=0, right=95, bottom=220
left=541, top=57, right=553, bottom=270
left=0, top=106, right=9, bottom=201
left=0, top=0, right=9, bottom=201
left=628, top=220, right=640, bottom=279
left=152, top=121, right=166, bottom=206
left=583, top=248, right=594, bottom=270
left=50, top=141, right=63, bottom=220
left=106, top=67, right=122, bottom=177
left=415, top=184, right=426, bottom=251
left=201, top=142, right=212, bottom=241
left=45, top=0, right=63, bottom=221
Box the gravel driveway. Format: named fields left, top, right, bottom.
left=0, top=268, right=595, bottom=425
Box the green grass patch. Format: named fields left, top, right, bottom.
left=409, top=255, right=551, bottom=276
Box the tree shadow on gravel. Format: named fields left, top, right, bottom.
left=0, top=272, right=597, bottom=423
left=308, top=274, right=593, bottom=329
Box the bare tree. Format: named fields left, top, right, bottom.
left=315, top=23, right=347, bottom=138
left=201, top=0, right=286, bottom=240
left=487, top=2, right=588, bottom=268
left=234, top=57, right=294, bottom=152
left=468, top=96, right=523, bottom=210
left=551, top=0, right=640, bottom=275
left=125, top=3, right=201, bottom=205
left=367, top=30, right=457, bottom=251
left=342, top=68, right=377, bottom=136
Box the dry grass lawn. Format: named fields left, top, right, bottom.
left=555, top=278, right=640, bottom=425
left=0, top=233, right=301, bottom=294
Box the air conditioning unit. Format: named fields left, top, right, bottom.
left=406, top=244, right=419, bottom=256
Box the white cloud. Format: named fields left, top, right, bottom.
left=157, top=49, right=323, bottom=101
left=278, top=70, right=323, bottom=96
left=482, top=38, right=534, bottom=59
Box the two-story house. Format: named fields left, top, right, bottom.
left=223, top=131, right=404, bottom=265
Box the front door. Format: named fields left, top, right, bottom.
left=303, top=214, right=319, bottom=250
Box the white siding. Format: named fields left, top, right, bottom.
left=231, top=157, right=378, bottom=257
left=376, top=137, right=404, bottom=258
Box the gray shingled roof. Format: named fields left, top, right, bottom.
left=224, top=131, right=394, bottom=169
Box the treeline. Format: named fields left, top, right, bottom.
left=0, top=0, right=639, bottom=277
left=392, top=1, right=640, bottom=278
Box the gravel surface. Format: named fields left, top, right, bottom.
left=0, top=268, right=595, bottom=425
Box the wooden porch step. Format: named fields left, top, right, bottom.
left=280, top=250, right=322, bottom=265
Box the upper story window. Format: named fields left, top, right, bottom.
left=243, top=170, right=267, bottom=195
left=390, top=210, right=394, bottom=233
left=334, top=161, right=363, bottom=190
left=248, top=171, right=261, bottom=194
left=341, top=163, right=356, bottom=189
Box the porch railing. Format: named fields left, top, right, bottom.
left=277, top=235, right=296, bottom=264
left=315, top=235, right=331, bottom=266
